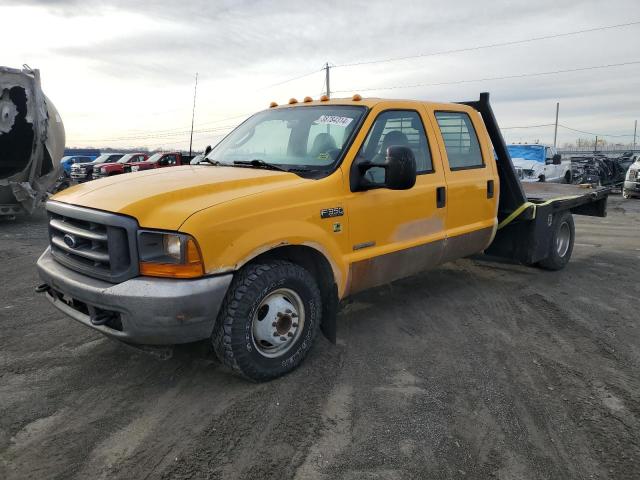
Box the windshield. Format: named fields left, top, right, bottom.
left=507, top=145, right=545, bottom=163
left=91, top=154, right=122, bottom=163
left=146, top=153, right=163, bottom=163
left=116, top=154, right=133, bottom=163
left=91, top=154, right=111, bottom=163
left=206, top=106, right=366, bottom=171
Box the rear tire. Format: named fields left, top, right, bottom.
left=212, top=260, right=321, bottom=381
left=538, top=211, right=575, bottom=271
left=564, top=171, right=572, bottom=184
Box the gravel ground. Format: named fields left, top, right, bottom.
left=1, top=195, right=639, bottom=480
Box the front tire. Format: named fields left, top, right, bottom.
left=212, top=260, right=321, bottom=381
left=538, top=211, right=575, bottom=271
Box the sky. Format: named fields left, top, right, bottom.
left=3, top=0, right=640, bottom=151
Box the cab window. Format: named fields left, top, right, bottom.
left=435, top=111, right=484, bottom=170
left=359, top=110, right=433, bottom=185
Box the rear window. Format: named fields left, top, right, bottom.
left=435, top=111, right=484, bottom=170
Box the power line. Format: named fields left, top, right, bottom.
left=333, top=20, right=640, bottom=68
left=501, top=123, right=556, bottom=130
left=557, top=124, right=635, bottom=138
left=332, top=60, right=640, bottom=93
left=75, top=124, right=235, bottom=143
left=259, top=68, right=323, bottom=90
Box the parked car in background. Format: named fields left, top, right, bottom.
left=60, top=156, right=95, bottom=178
left=623, top=155, right=640, bottom=198
left=71, top=153, right=124, bottom=182
left=507, top=144, right=571, bottom=183
left=92, top=153, right=148, bottom=179
left=123, top=152, right=193, bottom=173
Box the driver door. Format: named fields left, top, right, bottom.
left=346, top=105, right=447, bottom=294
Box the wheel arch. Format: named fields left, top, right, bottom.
left=246, top=245, right=340, bottom=343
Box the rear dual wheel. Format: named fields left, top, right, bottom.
left=537, top=211, right=575, bottom=270
left=212, top=260, right=321, bottom=381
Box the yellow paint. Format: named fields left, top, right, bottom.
left=51, top=97, right=501, bottom=299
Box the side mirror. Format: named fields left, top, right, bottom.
left=350, top=146, right=417, bottom=191
left=384, top=146, right=417, bottom=190
left=552, top=153, right=562, bottom=165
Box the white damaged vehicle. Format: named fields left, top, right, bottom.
left=1, top=66, right=65, bottom=217
left=507, top=144, right=571, bottom=183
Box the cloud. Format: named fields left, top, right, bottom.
left=3, top=0, right=639, bottom=147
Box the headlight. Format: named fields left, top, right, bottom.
left=137, top=231, right=204, bottom=278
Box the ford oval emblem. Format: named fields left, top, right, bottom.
left=63, top=233, right=78, bottom=248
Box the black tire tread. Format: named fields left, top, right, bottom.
left=212, top=260, right=320, bottom=381
left=538, top=211, right=574, bottom=271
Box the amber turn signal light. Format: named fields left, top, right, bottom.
left=139, top=237, right=204, bottom=279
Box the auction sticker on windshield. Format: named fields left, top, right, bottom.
left=314, top=115, right=354, bottom=127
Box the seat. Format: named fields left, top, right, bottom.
left=309, top=133, right=337, bottom=162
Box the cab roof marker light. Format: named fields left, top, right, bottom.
left=303, top=96, right=313, bottom=103
left=288, top=98, right=298, bottom=104
left=269, top=101, right=278, bottom=108
left=352, top=94, right=362, bottom=101
left=319, top=95, right=329, bottom=102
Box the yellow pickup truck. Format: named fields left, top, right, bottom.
left=36, top=93, right=608, bottom=381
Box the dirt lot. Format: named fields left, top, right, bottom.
left=1, top=195, right=639, bottom=480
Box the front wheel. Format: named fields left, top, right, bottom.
left=537, top=211, right=575, bottom=270
left=212, top=260, right=321, bottom=381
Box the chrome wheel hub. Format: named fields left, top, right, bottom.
left=251, top=288, right=304, bottom=358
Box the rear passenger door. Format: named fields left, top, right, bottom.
left=429, top=108, right=498, bottom=261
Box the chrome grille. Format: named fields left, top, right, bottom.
left=47, top=201, right=139, bottom=283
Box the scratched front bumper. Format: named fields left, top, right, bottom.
left=37, top=248, right=233, bottom=345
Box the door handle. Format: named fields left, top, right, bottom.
left=487, top=180, right=494, bottom=199
left=436, top=186, right=446, bottom=208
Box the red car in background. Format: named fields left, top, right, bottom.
left=123, top=152, right=193, bottom=173
left=92, top=153, right=148, bottom=179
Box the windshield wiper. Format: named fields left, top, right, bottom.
left=199, top=158, right=221, bottom=166
left=233, top=159, right=288, bottom=172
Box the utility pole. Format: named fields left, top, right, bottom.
left=188, top=72, right=198, bottom=157
left=594, top=135, right=598, bottom=153
left=553, top=102, right=559, bottom=149
left=324, top=62, right=331, bottom=98
left=633, top=120, right=637, bottom=152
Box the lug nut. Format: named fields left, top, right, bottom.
left=292, top=323, right=298, bottom=328
left=272, top=322, right=277, bottom=327
left=280, top=336, right=286, bottom=341
left=276, top=312, right=283, bottom=317
left=285, top=309, right=292, bottom=314
left=273, top=332, right=279, bottom=337
left=287, top=332, right=293, bottom=337
left=291, top=313, right=298, bottom=318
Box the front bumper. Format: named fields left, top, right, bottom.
left=70, top=172, right=90, bottom=182
left=37, top=248, right=233, bottom=345
left=624, top=180, right=640, bottom=193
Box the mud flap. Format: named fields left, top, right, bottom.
left=320, top=283, right=338, bottom=344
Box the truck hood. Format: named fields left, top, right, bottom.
left=51, top=165, right=307, bottom=230
left=512, top=158, right=543, bottom=172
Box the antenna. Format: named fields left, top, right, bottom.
left=189, top=72, right=198, bottom=157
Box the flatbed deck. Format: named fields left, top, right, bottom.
left=522, top=182, right=610, bottom=202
